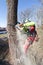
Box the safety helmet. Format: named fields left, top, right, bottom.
left=25, top=19, right=31, bottom=23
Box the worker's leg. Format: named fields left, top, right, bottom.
left=23, top=39, right=30, bottom=53
left=23, top=37, right=33, bottom=53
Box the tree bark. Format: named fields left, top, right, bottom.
left=7, top=0, right=18, bottom=65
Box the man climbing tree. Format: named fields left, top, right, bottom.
left=7, top=0, right=18, bottom=65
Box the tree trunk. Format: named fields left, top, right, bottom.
left=7, top=0, right=18, bottom=65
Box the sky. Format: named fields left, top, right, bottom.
left=0, top=0, right=41, bottom=27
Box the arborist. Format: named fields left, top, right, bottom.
left=23, top=20, right=38, bottom=53
left=16, top=19, right=39, bottom=53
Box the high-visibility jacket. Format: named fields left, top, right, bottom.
left=23, top=21, right=35, bottom=32
left=23, top=22, right=35, bottom=27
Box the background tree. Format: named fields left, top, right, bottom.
left=37, top=0, right=43, bottom=26
left=19, top=8, right=32, bottom=23
left=37, top=7, right=43, bottom=26
left=38, top=0, right=43, bottom=5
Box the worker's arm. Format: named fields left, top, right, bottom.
left=15, top=23, right=23, bottom=31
